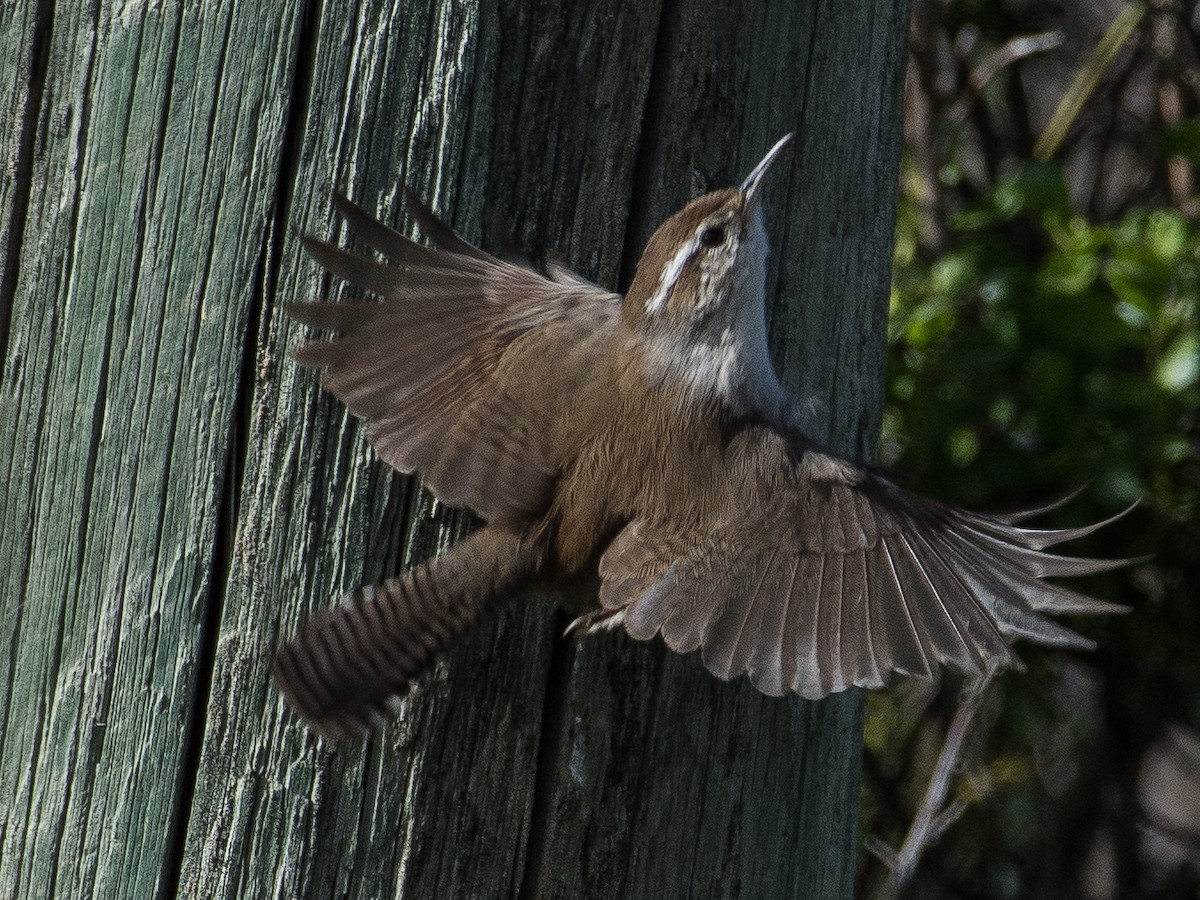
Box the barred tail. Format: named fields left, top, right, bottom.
left=273, top=526, right=542, bottom=738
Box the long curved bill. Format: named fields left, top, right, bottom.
left=740, top=133, right=794, bottom=206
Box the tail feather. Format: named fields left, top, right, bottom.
left=273, top=527, right=543, bottom=738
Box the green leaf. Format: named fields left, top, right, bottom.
left=948, top=425, right=981, bottom=467
left=1114, top=301, right=1148, bottom=329
left=1155, top=332, right=1200, bottom=392
left=930, top=253, right=976, bottom=295
left=1037, top=250, right=1098, bottom=296
left=1106, top=260, right=1155, bottom=312
left=1146, top=210, right=1188, bottom=263
left=1016, top=162, right=1069, bottom=216
left=991, top=178, right=1024, bottom=220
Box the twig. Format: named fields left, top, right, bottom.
left=969, top=31, right=1065, bottom=93
left=864, top=835, right=898, bottom=869
left=1035, top=3, right=1146, bottom=160
left=872, top=671, right=998, bottom=900
left=943, top=30, right=1064, bottom=127
left=1159, top=80, right=1198, bottom=219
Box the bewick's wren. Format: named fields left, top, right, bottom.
left=274, top=136, right=1131, bottom=738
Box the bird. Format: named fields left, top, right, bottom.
left=272, top=134, right=1132, bottom=739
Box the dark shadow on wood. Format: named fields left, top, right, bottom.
left=615, top=0, right=675, bottom=296
left=516, top=608, right=580, bottom=900
left=0, top=0, right=54, bottom=360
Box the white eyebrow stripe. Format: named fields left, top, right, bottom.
left=645, top=230, right=702, bottom=315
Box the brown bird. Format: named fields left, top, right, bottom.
left=273, top=135, right=1131, bottom=739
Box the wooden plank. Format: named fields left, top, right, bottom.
left=519, top=2, right=910, bottom=896
left=1, top=0, right=908, bottom=896
left=176, top=2, right=668, bottom=897
left=176, top=1, right=524, bottom=894
left=0, top=3, right=307, bottom=897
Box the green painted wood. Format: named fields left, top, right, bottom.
left=175, top=3, right=560, bottom=897
left=0, top=3, right=309, bottom=898
left=0, top=1, right=908, bottom=897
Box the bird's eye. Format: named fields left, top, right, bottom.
left=700, top=226, right=726, bottom=248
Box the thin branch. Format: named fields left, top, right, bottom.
left=1158, top=79, right=1198, bottom=218
left=926, top=797, right=969, bottom=845
left=872, top=671, right=998, bottom=900
left=1035, top=3, right=1147, bottom=160
left=943, top=30, right=1064, bottom=127
left=969, top=31, right=1065, bottom=93
left=865, top=835, right=899, bottom=869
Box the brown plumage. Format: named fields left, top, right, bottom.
left=273, top=136, right=1133, bottom=738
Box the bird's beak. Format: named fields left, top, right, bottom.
left=740, top=133, right=793, bottom=208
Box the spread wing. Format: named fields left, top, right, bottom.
left=587, top=426, right=1133, bottom=698
left=291, top=189, right=620, bottom=525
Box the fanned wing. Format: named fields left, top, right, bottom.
left=590, top=426, right=1134, bottom=699
left=292, top=190, right=621, bottom=524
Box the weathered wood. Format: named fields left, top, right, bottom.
left=0, top=1, right=908, bottom=897
left=176, top=3, right=564, bottom=897
left=517, top=3, right=909, bottom=896
left=0, top=3, right=309, bottom=898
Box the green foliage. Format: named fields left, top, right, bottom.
left=877, top=157, right=1200, bottom=895
left=887, top=161, right=1198, bottom=515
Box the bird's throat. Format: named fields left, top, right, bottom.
left=637, top=292, right=784, bottom=418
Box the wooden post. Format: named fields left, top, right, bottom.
left=0, top=1, right=908, bottom=896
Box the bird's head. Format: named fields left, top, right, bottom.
left=624, top=134, right=793, bottom=411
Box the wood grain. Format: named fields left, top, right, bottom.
left=0, top=1, right=909, bottom=896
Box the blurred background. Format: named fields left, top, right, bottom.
left=860, top=0, right=1200, bottom=897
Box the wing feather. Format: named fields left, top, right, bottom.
left=856, top=551, right=886, bottom=689
left=625, top=569, right=679, bottom=641
left=890, top=533, right=973, bottom=670
left=776, top=558, right=804, bottom=693
left=665, top=576, right=727, bottom=655
left=908, top=531, right=1010, bottom=670
left=960, top=522, right=1139, bottom=578
left=874, top=536, right=933, bottom=678
left=403, top=186, right=499, bottom=262
left=700, top=561, right=755, bottom=680
left=703, top=551, right=776, bottom=681
left=332, top=191, right=470, bottom=270
left=594, top=425, right=1129, bottom=700
left=839, top=549, right=873, bottom=691
left=817, top=553, right=846, bottom=694
left=791, top=554, right=825, bottom=698
left=745, top=552, right=791, bottom=695
left=292, top=189, right=619, bottom=523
